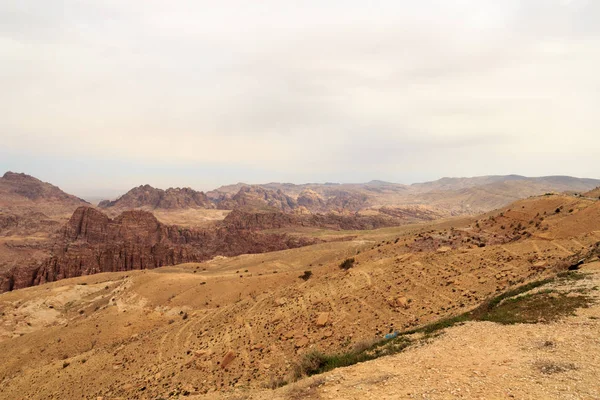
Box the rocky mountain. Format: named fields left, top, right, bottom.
left=98, top=185, right=214, bottom=210
left=222, top=209, right=400, bottom=231
left=0, top=206, right=318, bottom=292
left=212, top=175, right=600, bottom=215
left=296, top=189, right=326, bottom=212
left=0, top=172, right=88, bottom=216
left=212, top=186, right=298, bottom=212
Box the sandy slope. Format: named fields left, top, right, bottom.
left=203, top=263, right=600, bottom=400
left=0, top=194, right=598, bottom=399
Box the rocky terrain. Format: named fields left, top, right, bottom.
left=212, top=186, right=298, bottom=212
left=0, top=173, right=92, bottom=281
left=99, top=185, right=214, bottom=210
left=0, top=193, right=598, bottom=399
left=0, top=172, right=89, bottom=234
left=0, top=172, right=88, bottom=212
left=222, top=209, right=401, bottom=231
left=584, top=187, right=600, bottom=198
left=0, top=206, right=318, bottom=293
left=213, top=175, right=600, bottom=215
left=241, top=262, right=600, bottom=400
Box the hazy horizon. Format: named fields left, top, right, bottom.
left=2, top=1, right=599, bottom=196
left=2, top=169, right=599, bottom=201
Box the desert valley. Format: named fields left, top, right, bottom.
left=1, top=172, right=600, bottom=399
left=3, top=2, right=600, bottom=398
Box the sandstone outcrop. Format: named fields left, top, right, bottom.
left=99, top=185, right=214, bottom=210
left=0, top=207, right=318, bottom=292
left=214, top=186, right=298, bottom=212
left=296, top=189, right=326, bottom=212
left=222, top=209, right=400, bottom=231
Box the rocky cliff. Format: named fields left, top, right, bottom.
left=214, top=186, right=298, bottom=212
left=222, top=209, right=400, bottom=231
left=0, top=172, right=88, bottom=216
left=0, top=207, right=317, bottom=292
left=99, top=185, right=214, bottom=210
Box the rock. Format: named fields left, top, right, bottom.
left=387, top=297, right=410, bottom=309
left=221, top=350, right=236, bottom=369
left=295, top=337, right=309, bottom=348
left=194, top=350, right=208, bottom=358
left=274, top=297, right=288, bottom=307
left=284, top=331, right=295, bottom=340
left=437, top=246, right=452, bottom=253
left=532, top=261, right=547, bottom=271
left=316, top=312, right=329, bottom=327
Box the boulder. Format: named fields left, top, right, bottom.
left=316, top=312, right=329, bottom=327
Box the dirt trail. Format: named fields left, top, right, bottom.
left=212, top=263, right=600, bottom=400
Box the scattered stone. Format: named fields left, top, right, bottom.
left=387, top=296, right=410, bottom=309
left=221, top=351, right=236, bottom=369
left=274, top=297, right=287, bottom=306
left=316, top=312, right=329, bottom=327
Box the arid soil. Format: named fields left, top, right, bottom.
left=237, top=263, right=600, bottom=400
left=0, top=194, right=598, bottom=399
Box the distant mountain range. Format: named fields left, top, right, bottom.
left=2, top=171, right=599, bottom=218
left=96, top=174, right=600, bottom=216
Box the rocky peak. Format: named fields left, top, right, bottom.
left=0, top=171, right=88, bottom=205
left=297, top=189, right=326, bottom=211
left=224, top=185, right=298, bottom=212
left=64, top=206, right=111, bottom=242
left=99, top=185, right=213, bottom=210
left=2, top=171, right=36, bottom=181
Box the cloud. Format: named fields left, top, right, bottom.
left=0, top=0, right=599, bottom=193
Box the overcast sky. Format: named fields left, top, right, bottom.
left=1, top=0, right=599, bottom=197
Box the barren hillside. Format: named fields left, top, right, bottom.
left=1, top=194, right=598, bottom=399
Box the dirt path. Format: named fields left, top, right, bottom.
left=204, top=263, right=600, bottom=400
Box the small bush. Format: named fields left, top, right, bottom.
left=299, top=271, right=312, bottom=281
left=339, top=258, right=355, bottom=270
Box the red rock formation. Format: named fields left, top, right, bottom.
left=296, top=189, right=326, bottom=212
left=214, top=186, right=298, bottom=212
left=0, top=171, right=88, bottom=216
left=223, top=209, right=400, bottom=231
left=324, top=191, right=369, bottom=213
left=0, top=212, right=61, bottom=236
left=99, top=185, right=214, bottom=210
left=0, top=207, right=318, bottom=292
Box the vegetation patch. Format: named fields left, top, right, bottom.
left=557, top=271, right=590, bottom=281
left=536, top=360, right=578, bottom=375
left=289, top=271, right=595, bottom=382
left=339, top=257, right=355, bottom=270
left=299, top=270, right=313, bottom=281
left=479, top=291, right=591, bottom=324
left=292, top=336, right=411, bottom=379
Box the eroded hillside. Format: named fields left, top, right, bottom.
left=0, top=194, right=598, bottom=399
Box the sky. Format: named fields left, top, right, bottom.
left=1, top=0, right=599, bottom=198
